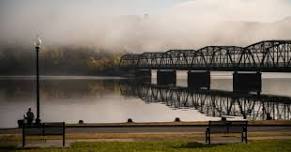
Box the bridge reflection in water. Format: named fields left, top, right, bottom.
left=120, top=80, right=291, bottom=121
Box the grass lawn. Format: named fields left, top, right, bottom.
left=1, top=140, right=291, bottom=152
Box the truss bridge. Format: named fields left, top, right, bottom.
left=119, top=40, right=291, bottom=93
left=120, top=40, right=291, bottom=72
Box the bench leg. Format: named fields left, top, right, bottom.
left=22, top=126, right=25, bottom=147
left=241, top=131, right=248, bottom=143
left=205, top=129, right=211, bottom=144
left=22, top=134, right=25, bottom=147
left=245, top=131, right=248, bottom=143
left=63, top=123, right=65, bottom=147
left=205, top=132, right=210, bottom=144
left=63, top=135, right=65, bottom=147
left=205, top=131, right=209, bottom=144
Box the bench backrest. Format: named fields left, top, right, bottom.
left=208, top=121, right=247, bottom=133
left=23, top=122, right=65, bottom=136
left=43, top=122, right=65, bottom=135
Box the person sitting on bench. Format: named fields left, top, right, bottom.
left=25, top=108, right=35, bottom=125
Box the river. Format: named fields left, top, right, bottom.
left=0, top=71, right=291, bottom=128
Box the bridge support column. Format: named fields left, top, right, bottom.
left=187, top=71, right=210, bottom=89
left=157, top=70, right=176, bottom=86
left=134, top=69, right=151, bottom=83
left=233, top=71, right=261, bottom=93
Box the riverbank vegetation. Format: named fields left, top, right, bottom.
left=0, top=46, right=124, bottom=76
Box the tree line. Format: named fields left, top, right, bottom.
left=0, top=46, right=124, bottom=76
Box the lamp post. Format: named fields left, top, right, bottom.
left=34, top=37, right=41, bottom=124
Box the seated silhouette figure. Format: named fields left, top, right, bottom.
left=25, top=108, right=35, bottom=125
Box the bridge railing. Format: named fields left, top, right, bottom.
left=119, top=40, right=291, bottom=71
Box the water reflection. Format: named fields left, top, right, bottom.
left=0, top=79, right=120, bottom=101
left=120, top=79, right=291, bottom=121
left=0, top=78, right=121, bottom=128
left=1, top=77, right=213, bottom=128
left=1, top=76, right=291, bottom=129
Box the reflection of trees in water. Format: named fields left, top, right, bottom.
left=120, top=80, right=291, bottom=121
left=0, top=80, right=34, bottom=101
left=41, top=80, right=119, bottom=99
left=0, top=79, right=120, bottom=101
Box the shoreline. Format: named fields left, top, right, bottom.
left=67, top=120, right=291, bottom=127
left=1, top=120, right=291, bottom=131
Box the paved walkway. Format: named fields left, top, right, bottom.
left=1, top=125, right=291, bottom=134
left=66, top=125, right=291, bottom=133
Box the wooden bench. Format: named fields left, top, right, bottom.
left=22, top=122, right=65, bottom=147
left=205, top=120, right=248, bottom=144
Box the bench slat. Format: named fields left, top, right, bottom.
left=24, top=128, right=42, bottom=135
left=43, top=127, right=64, bottom=135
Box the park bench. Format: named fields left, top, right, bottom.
left=205, top=120, right=248, bottom=144
left=22, top=122, right=65, bottom=147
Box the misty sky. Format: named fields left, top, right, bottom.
left=3, top=0, right=182, bottom=15
left=1, top=0, right=291, bottom=52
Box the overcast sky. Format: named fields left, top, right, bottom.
left=1, top=0, right=291, bottom=20
left=1, top=0, right=180, bottom=15
left=0, top=0, right=291, bottom=51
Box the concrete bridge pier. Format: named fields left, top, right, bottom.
left=233, top=71, right=261, bottom=94
left=187, top=71, right=210, bottom=89
left=134, top=69, right=151, bottom=83
left=157, top=70, right=176, bottom=86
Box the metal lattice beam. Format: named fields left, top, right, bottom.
left=119, top=40, right=291, bottom=72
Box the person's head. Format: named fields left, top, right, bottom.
left=28, top=108, right=31, bottom=112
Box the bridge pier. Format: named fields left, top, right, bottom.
left=233, top=71, right=261, bottom=93
left=134, top=69, right=151, bottom=83
left=157, top=70, right=176, bottom=86
left=187, top=71, right=210, bottom=89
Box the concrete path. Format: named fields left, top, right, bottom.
left=66, top=125, right=291, bottom=133
left=1, top=125, right=291, bottom=134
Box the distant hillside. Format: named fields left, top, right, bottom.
left=0, top=46, right=125, bottom=76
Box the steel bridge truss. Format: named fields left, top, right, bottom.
left=120, top=82, right=291, bottom=120
left=120, top=40, right=291, bottom=71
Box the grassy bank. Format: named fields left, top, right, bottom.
left=1, top=131, right=291, bottom=151
left=1, top=140, right=291, bottom=152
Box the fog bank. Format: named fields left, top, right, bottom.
left=0, top=0, right=291, bottom=52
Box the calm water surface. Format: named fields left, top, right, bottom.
left=0, top=72, right=291, bottom=128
